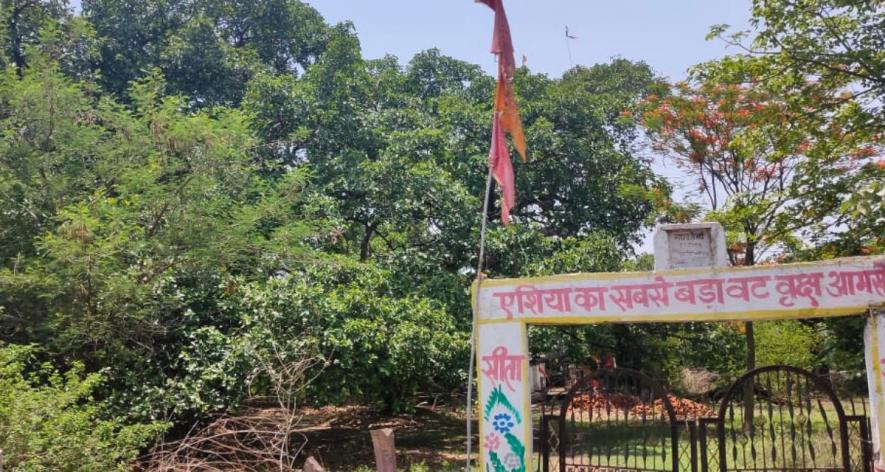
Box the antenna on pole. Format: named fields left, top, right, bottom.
left=565, top=25, right=577, bottom=65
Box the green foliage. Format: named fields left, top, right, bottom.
left=0, top=64, right=320, bottom=367
left=0, top=0, right=70, bottom=70
left=0, top=344, right=165, bottom=471
left=512, top=61, right=668, bottom=248
left=218, top=263, right=469, bottom=413
left=525, top=232, right=624, bottom=276
left=755, top=320, right=824, bottom=370
left=83, top=0, right=329, bottom=101
left=699, top=0, right=884, bottom=257
left=713, top=0, right=884, bottom=118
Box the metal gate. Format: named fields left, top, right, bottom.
left=548, top=368, right=680, bottom=472
left=539, top=365, right=872, bottom=472
left=713, top=365, right=872, bottom=472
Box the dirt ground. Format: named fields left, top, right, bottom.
left=293, top=405, right=476, bottom=471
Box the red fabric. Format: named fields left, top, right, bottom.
left=480, top=0, right=524, bottom=225
left=477, top=0, right=515, bottom=79
left=489, top=113, right=515, bottom=224
left=479, top=0, right=526, bottom=162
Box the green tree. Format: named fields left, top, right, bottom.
left=708, top=0, right=884, bottom=123
left=0, top=65, right=324, bottom=375
left=755, top=320, right=823, bottom=370
left=0, top=0, right=68, bottom=70
left=703, top=0, right=884, bottom=256
left=201, top=0, right=328, bottom=75
left=160, top=15, right=256, bottom=106
left=83, top=0, right=191, bottom=96
left=511, top=61, right=670, bottom=248
left=83, top=0, right=329, bottom=103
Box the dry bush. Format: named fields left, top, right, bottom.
left=140, top=346, right=321, bottom=471
left=679, top=367, right=720, bottom=396
left=142, top=410, right=306, bottom=472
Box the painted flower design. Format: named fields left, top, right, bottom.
left=492, top=413, right=515, bottom=434
left=503, top=452, right=521, bottom=469
left=484, top=433, right=501, bottom=451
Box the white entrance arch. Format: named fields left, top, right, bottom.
left=473, top=255, right=885, bottom=472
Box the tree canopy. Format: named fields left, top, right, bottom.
left=0, top=0, right=669, bottom=429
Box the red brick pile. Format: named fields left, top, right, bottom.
left=570, top=392, right=713, bottom=418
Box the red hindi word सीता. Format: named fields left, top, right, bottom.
left=489, top=264, right=885, bottom=319
left=481, top=346, right=525, bottom=391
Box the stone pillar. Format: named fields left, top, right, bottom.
left=864, top=308, right=885, bottom=471
left=477, top=322, right=532, bottom=472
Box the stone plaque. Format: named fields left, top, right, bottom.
left=653, top=222, right=727, bottom=270
left=667, top=229, right=713, bottom=269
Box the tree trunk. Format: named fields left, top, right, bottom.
left=7, top=5, right=25, bottom=72
left=744, top=241, right=757, bottom=374
left=743, top=320, right=756, bottom=431
left=743, top=241, right=757, bottom=430
left=360, top=222, right=376, bottom=261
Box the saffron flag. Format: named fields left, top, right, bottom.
left=495, top=76, right=527, bottom=162
left=477, top=0, right=527, bottom=162
left=478, top=0, right=526, bottom=225
left=476, top=0, right=515, bottom=76
left=489, top=113, right=515, bottom=225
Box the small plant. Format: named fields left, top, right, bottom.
left=0, top=344, right=165, bottom=471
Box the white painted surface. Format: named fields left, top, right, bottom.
left=866, top=312, right=885, bottom=471
left=477, top=322, right=531, bottom=472
left=476, top=256, right=884, bottom=323
left=654, top=222, right=728, bottom=270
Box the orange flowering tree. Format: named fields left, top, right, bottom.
left=642, top=80, right=882, bottom=265
left=642, top=78, right=883, bottom=383
left=700, top=0, right=884, bottom=259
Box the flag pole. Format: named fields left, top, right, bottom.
left=466, top=154, right=495, bottom=472
left=469, top=1, right=524, bottom=467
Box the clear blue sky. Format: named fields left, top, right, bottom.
left=307, top=0, right=751, bottom=81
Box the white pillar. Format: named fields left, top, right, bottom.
left=864, top=309, right=885, bottom=471
left=477, top=321, right=532, bottom=472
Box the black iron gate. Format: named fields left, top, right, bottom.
left=712, top=365, right=871, bottom=472
left=545, top=368, right=680, bottom=472
left=539, top=366, right=872, bottom=472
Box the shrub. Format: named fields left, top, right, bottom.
left=755, top=320, right=823, bottom=370
left=217, top=262, right=468, bottom=413
left=0, top=344, right=166, bottom=471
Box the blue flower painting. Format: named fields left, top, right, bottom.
left=492, top=413, right=515, bottom=434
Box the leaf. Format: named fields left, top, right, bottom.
left=489, top=452, right=508, bottom=472
left=483, top=385, right=523, bottom=423
left=706, top=24, right=730, bottom=41
left=505, top=432, right=526, bottom=472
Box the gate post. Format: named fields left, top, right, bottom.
left=864, top=308, right=885, bottom=472
left=539, top=413, right=548, bottom=472
left=688, top=420, right=699, bottom=472
left=477, top=322, right=532, bottom=472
